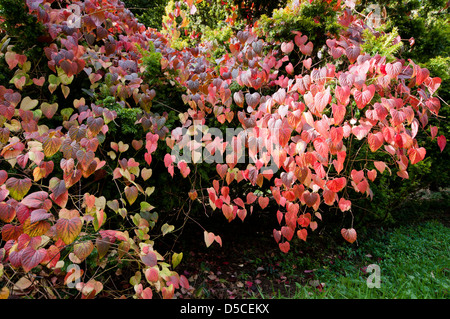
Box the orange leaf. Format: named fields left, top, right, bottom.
left=278, top=242, right=290, bottom=253
left=297, top=229, right=308, bottom=241
left=258, top=196, right=269, bottom=209
left=341, top=228, right=357, bottom=243
left=326, top=177, right=347, bottom=192
left=55, top=209, right=83, bottom=244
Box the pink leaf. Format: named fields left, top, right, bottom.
left=437, top=135, right=446, bottom=152
left=338, top=198, right=352, bottom=212
left=20, top=246, right=46, bottom=272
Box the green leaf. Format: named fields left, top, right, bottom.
left=55, top=209, right=83, bottom=245
left=172, top=252, right=183, bottom=269
left=20, top=96, right=38, bottom=111
left=41, top=102, right=58, bottom=119
left=161, top=223, right=174, bottom=236
left=129, top=271, right=141, bottom=286
left=61, top=108, right=74, bottom=121
left=124, top=186, right=138, bottom=205
left=5, top=177, right=32, bottom=200
left=140, top=201, right=155, bottom=212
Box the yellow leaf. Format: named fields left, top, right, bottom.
left=172, top=252, right=183, bottom=269
left=0, top=287, right=9, bottom=300
left=161, top=223, right=175, bottom=236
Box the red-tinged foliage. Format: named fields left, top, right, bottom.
left=341, top=228, right=357, bottom=244
left=0, top=0, right=447, bottom=299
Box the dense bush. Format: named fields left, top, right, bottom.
left=0, top=0, right=447, bottom=299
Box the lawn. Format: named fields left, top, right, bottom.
left=177, top=206, right=450, bottom=299
left=280, top=220, right=450, bottom=299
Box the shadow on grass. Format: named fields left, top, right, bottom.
left=173, top=191, right=449, bottom=299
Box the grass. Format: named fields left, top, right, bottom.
left=268, top=220, right=450, bottom=299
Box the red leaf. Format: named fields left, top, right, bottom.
left=338, top=198, right=352, bottom=212
left=0, top=170, right=8, bottom=186
left=385, top=62, right=402, bottom=79
left=297, top=213, right=311, bottom=228
left=273, top=229, right=281, bottom=243
left=374, top=161, right=386, bottom=174
left=177, top=161, right=190, bottom=178
left=141, top=250, right=157, bottom=267
left=367, top=132, right=384, bottom=152
left=294, top=34, right=307, bottom=47
left=313, top=136, right=329, bottom=158
left=323, top=189, right=337, bottom=205
left=2, top=224, right=23, bottom=241
left=203, top=231, right=221, bottom=247
left=341, top=228, right=357, bottom=244
left=0, top=202, right=15, bottom=223
left=55, top=209, right=83, bottom=245
left=258, top=196, right=269, bottom=209
left=330, top=126, right=344, bottom=145
left=408, top=147, right=426, bottom=165
left=281, top=41, right=294, bottom=54
left=303, top=58, right=312, bottom=70
left=30, top=209, right=52, bottom=223
left=216, top=164, right=228, bottom=179
left=281, top=226, right=294, bottom=241
left=437, top=135, right=446, bottom=152
left=351, top=169, right=365, bottom=183
left=5, top=177, right=32, bottom=200
left=145, top=267, right=159, bottom=283
left=297, top=229, right=308, bottom=241
left=246, top=192, right=257, bottom=204
left=332, top=103, right=346, bottom=125
left=313, top=88, right=331, bottom=113
left=326, top=177, right=347, bottom=192
left=21, top=191, right=51, bottom=210
left=300, top=42, right=313, bottom=55
left=20, top=246, right=47, bottom=272
left=335, top=85, right=350, bottom=106
left=367, top=169, right=377, bottom=182
left=42, top=245, right=60, bottom=268
left=279, top=242, right=290, bottom=253
left=345, top=46, right=360, bottom=63
left=353, top=85, right=375, bottom=109
left=302, top=191, right=319, bottom=208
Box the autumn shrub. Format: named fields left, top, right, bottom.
left=0, top=0, right=447, bottom=300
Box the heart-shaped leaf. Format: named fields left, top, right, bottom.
left=338, top=198, right=352, bottom=212
left=125, top=186, right=138, bottom=205
left=20, top=246, right=47, bottom=272
left=258, top=196, right=269, bottom=209
left=0, top=202, right=15, bottom=223
left=73, top=240, right=94, bottom=262
left=278, top=241, right=290, bottom=253
left=21, top=191, right=51, bottom=209
left=341, top=228, right=357, bottom=243
left=141, top=250, right=157, bottom=267
left=297, top=229, right=308, bottom=241
left=5, top=177, right=32, bottom=200
left=437, top=135, right=446, bottom=152
left=161, top=223, right=175, bottom=236
left=30, top=209, right=52, bottom=223
left=41, top=103, right=58, bottom=119
left=326, top=177, right=347, bottom=192
left=172, top=252, right=183, bottom=269
left=145, top=267, right=159, bottom=283
left=55, top=209, right=83, bottom=245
